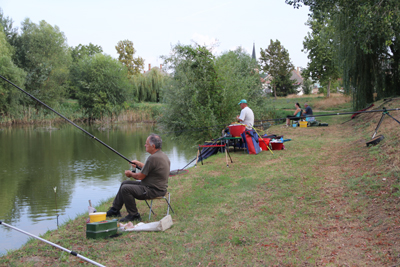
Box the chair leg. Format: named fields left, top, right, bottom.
left=145, top=199, right=156, bottom=220
left=145, top=193, right=175, bottom=221
left=164, top=192, right=175, bottom=215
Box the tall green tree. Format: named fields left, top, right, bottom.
left=259, top=39, right=295, bottom=98
left=13, top=19, right=71, bottom=107
left=160, top=44, right=263, bottom=140
left=302, top=15, right=340, bottom=97
left=68, top=43, right=103, bottom=98
left=71, top=54, right=130, bottom=120
left=115, top=40, right=144, bottom=76
left=0, top=27, right=26, bottom=117
left=286, top=0, right=400, bottom=109
left=214, top=47, right=264, bottom=117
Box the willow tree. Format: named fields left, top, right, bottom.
left=130, top=67, right=167, bottom=102
left=286, top=0, right=400, bottom=109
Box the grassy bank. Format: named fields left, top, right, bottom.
left=2, top=97, right=400, bottom=266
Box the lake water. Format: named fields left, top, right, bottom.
left=0, top=123, right=197, bottom=256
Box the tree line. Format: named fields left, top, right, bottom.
left=286, top=0, right=400, bottom=109
left=1, top=8, right=316, bottom=139
left=0, top=10, right=167, bottom=121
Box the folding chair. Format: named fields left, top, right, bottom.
left=144, top=192, right=175, bottom=220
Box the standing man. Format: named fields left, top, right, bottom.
left=303, top=103, right=315, bottom=121
left=236, top=99, right=254, bottom=129
left=106, top=134, right=170, bottom=222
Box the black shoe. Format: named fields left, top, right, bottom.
left=106, top=207, right=121, bottom=217
left=119, top=213, right=142, bottom=223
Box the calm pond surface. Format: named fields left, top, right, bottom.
left=0, top=123, right=197, bottom=256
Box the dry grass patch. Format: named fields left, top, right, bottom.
left=313, top=94, right=352, bottom=110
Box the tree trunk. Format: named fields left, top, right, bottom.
left=327, top=80, right=331, bottom=98
left=274, top=84, right=277, bottom=100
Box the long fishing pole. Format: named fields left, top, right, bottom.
left=254, top=108, right=400, bottom=123
left=0, top=74, right=141, bottom=170
left=0, top=221, right=105, bottom=267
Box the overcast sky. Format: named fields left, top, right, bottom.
left=1, top=0, right=311, bottom=71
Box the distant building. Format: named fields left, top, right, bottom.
left=290, top=67, right=303, bottom=95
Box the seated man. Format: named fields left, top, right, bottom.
left=236, top=99, right=254, bottom=130
left=303, top=102, right=315, bottom=121
left=106, top=134, right=170, bottom=222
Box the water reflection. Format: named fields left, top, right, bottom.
left=0, top=123, right=197, bottom=255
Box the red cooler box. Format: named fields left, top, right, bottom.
left=259, top=138, right=270, bottom=151
left=228, top=124, right=246, bottom=137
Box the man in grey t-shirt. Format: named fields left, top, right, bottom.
left=106, top=134, right=170, bottom=222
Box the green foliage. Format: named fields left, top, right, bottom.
left=70, top=43, right=103, bottom=63
left=68, top=43, right=103, bottom=99
left=160, top=44, right=264, bottom=141
left=130, top=68, right=168, bottom=102
left=0, top=27, right=26, bottom=117
left=13, top=19, right=71, bottom=107
left=214, top=47, right=266, bottom=118
left=302, top=15, right=340, bottom=97
left=259, top=39, right=295, bottom=98
left=302, top=78, right=313, bottom=95
left=115, top=40, right=144, bottom=76
left=71, top=54, right=131, bottom=120
left=0, top=8, right=18, bottom=47
left=286, top=0, right=400, bottom=109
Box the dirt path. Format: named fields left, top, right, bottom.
left=299, top=121, right=400, bottom=266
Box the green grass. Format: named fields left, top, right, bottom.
left=2, top=96, right=400, bottom=266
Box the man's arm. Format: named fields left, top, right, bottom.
left=124, top=159, right=146, bottom=180
left=125, top=170, right=146, bottom=180
left=237, top=109, right=245, bottom=122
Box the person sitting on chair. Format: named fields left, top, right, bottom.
left=303, top=102, right=315, bottom=121
left=106, top=133, right=171, bottom=222
left=285, top=102, right=302, bottom=127
left=236, top=99, right=254, bottom=130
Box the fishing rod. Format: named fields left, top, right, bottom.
left=0, top=221, right=105, bottom=267
left=253, top=108, right=400, bottom=123
left=0, top=74, right=141, bottom=171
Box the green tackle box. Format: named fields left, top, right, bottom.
left=86, top=219, right=118, bottom=239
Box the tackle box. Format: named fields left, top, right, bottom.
left=86, top=219, right=118, bottom=239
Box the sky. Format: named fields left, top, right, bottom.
left=1, top=0, right=311, bottom=72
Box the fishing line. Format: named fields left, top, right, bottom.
left=0, top=74, right=141, bottom=170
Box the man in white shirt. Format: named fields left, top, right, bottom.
left=236, top=99, right=254, bottom=129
